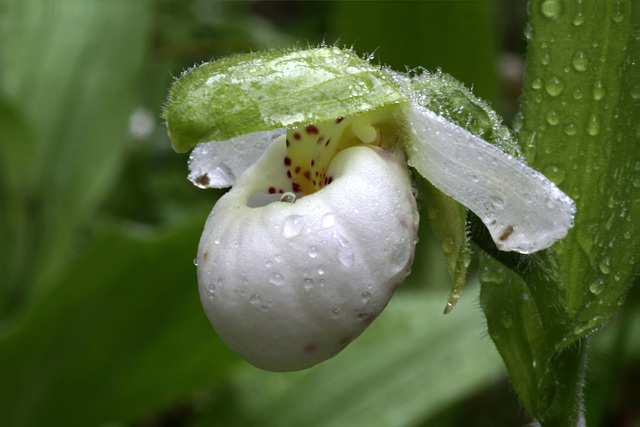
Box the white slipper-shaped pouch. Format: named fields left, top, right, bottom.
left=196, top=135, right=418, bottom=371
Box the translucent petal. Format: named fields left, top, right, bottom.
left=196, top=138, right=419, bottom=371
left=188, top=129, right=285, bottom=188
left=404, top=103, right=575, bottom=254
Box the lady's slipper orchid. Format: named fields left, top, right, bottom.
left=164, top=46, right=575, bottom=372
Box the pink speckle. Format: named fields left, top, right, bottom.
left=284, top=157, right=291, bottom=166
left=268, top=187, right=276, bottom=194
left=293, top=132, right=301, bottom=140
left=336, top=117, right=344, bottom=123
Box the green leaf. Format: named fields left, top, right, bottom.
left=480, top=0, right=639, bottom=425
left=163, top=47, right=406, bottom=152
left=0, top=220, right=238, bottom=427
left=0, top=1, right=150, bottom=322
left=192, top=282, right=505, bottom=426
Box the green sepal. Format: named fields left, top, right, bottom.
left=163, top=47, right=406, bottom=153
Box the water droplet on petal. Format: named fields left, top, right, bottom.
left=308, top=245, right=318, bottom=258
left=282, top=215, right=304, bottom=238
left=280, top=192, right=296, bottom=203
left=193, top=258, right=198, bottom=266
left=362, top=291, right=371, bottom=301
left=206, top=283, right=216, bottom=299
left=321, top=213, right=336, bottom=228
left=303, top=278, right=314, bottom=290
left=249, top=294, right=261, bottom=304
left=334, top=233, right=354, bottom=267
left=269, top=272, right=285, bottom=286
left=318, top=264, right=325, bottom=275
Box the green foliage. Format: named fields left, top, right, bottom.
left=479, top=1, right=639, bottom=425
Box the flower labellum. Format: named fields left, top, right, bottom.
left=163, top=46, right=576, bottom=371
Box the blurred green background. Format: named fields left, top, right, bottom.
left=0, top=1, right=637, bottom=426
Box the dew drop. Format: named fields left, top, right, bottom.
left=572, top=11, right=584, bottom=26
left=318, top=264, right=325, bottom=275
left=545, top=76, right=565, bottom=96
left=612, top=6, right=624, bottom=23
left=303, top=278, right=314, bottom=290
left=205, top=283, right=216, bottom=299
left=563, top=123, right=577, bottom=135
left=282, top=215, right=304, bottom=238
left=193, top=258, right=198, bottom=266
left=572, top=88, right=583, bottom=100
left=541, top=52, right=551, bottom=65
left=500, top=311, right=513, bottom=328
left=599, top=257, right=611, bottom=275
left=544, top=165, right=566, bottom=185
left=362, top=291, right=371, bottom=301
left=308, top=245, right=318, bottom=258
left=546, top=110, right=560, bottom=126
left=592, top=81, right=605, bottom=101
left=269, top=272, right=285, bottom=286
left=540, top=0, right=560, bottom=19
left=523, top=23, right=533, bottom=39
left=623, top=230, right=631, bottom=239
left=334, top=234, right=354, bottom=267
left=280, top=192, right=296, bottom=203
left=321, top=213, right=336, bottom=228
left=572, top=50, right=587, bottom=72
left=589, top=280, right=605, bottom=295
left=532, top=78, right=543, bottom=90
left=332, top=308, right=341, bottom=318
left=249, top=294, right=260, bottom=304
left=586, top=114, right=600, bottom=136
left=631, top=84, right=640, bottom=100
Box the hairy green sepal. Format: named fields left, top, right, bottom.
left=164, top=47, right=405, bottom=152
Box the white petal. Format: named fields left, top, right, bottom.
left=188, top=128, right=285, bottom=188
left=404, top=102, right=575, bottom=254
left=196, top=139, right=419, bottom=371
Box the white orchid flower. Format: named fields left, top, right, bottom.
left=164, top=47, right=575, bottom=372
